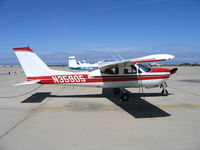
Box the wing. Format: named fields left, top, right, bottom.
left=99, top=54, right=174, bottom=70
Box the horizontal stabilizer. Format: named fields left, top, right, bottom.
left=14, top=80, right=40, bottom=86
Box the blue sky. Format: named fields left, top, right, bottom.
left=0, top=0, right=200, bottom=64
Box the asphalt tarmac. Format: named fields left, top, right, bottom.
left=0, top=66, right=200, bottom=150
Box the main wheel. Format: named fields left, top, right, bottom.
left=113, top=88, right=120, bottom=95
left=120, top=93, right=129, bottom=101
left=161, top=89, right=168, bottom=96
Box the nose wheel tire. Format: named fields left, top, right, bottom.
left=161, top=89, right=168, bottom=96
left=120, top=93, right=129, bottom=101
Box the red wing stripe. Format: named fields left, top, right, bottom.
left=131, top=59, right=166, bottom=63
left=13, top=47, right=33, bottom=52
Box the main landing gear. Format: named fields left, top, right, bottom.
left=113, top=88, right=129, bottom=101
left=160, top=82, right=168, bottom=96
left=113, top=82, right=169, bottom=102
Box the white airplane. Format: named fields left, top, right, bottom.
left=68, top=56, right=99, bottom=70
left=13, top=47, right=177, bottom=101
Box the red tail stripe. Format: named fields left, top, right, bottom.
left=13, top=47, right=33, bottom=52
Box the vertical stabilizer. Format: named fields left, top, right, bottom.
left=13, top=47, right=52, bottom=77
left=68, top=56, right=78, bottom=68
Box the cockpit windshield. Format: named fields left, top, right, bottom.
left=137, top=64, right=151, bottom=72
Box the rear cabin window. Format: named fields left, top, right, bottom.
left=102, top=67, right=119, bottom=74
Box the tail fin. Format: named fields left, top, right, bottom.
left=68, top=56, right=78, bottom=68
left=13, top=47, right=52, bottom=77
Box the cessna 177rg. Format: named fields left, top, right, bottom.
left=13, top=47, right=177, bottom=101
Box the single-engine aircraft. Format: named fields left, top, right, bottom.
left=68, top=56, right=99, bottom=70
left=13, top=47, right=178, bottom=101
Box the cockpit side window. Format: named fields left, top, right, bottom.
left=124, top=65, right=137, bottom=74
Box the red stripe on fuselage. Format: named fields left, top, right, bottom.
left=150, top=68, right=171, bottom=73
left=27, top=74, right=170, bottom=84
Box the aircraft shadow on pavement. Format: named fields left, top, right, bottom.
left=21, top=92, right=51, bottom=103
left=51, top=88, right=170, bottom=118
left=21, top=89, right=170, bottom=118
left=102, top=88, right=170, bottom=118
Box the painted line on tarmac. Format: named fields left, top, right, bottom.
left=157, top=104, right=200, bottom=108
left=40, top=104, right=200, bottom=110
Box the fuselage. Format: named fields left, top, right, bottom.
left=27, top=65, right=172, bottom=88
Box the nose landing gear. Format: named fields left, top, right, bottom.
left=160, top=82, right=168, bottom=96
left=161, top=89, right=168, bottom=96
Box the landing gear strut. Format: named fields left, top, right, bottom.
left=113, top=88, right=130, bottom=101
left=160, top=82, right=168, bottom=96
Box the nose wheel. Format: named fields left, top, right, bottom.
left=160, top=82, right=169, bottom=96
left=113, top=88, right=130, bottom=101
left=161, top=89, right=168, bottom=96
